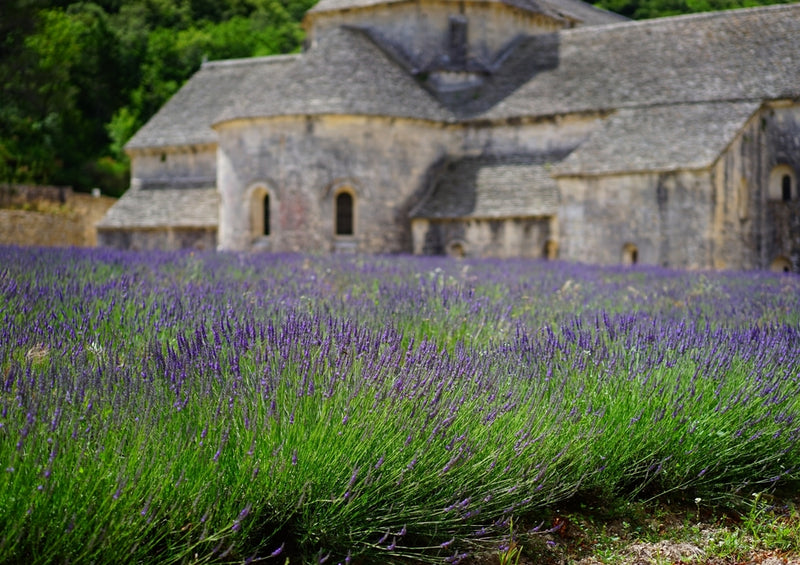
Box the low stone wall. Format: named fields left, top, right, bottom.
left=0, top=184, right=73, bottom=206
left=97, top=227, right=217, bottom=251
left=0, top=187, right=116, bottom=247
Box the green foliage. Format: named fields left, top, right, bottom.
left=592, top=0, right=791, bottom=20
left=0, top=0, right=314, bottom=193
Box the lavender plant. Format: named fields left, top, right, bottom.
left=1, top=245, right=799, bottom=564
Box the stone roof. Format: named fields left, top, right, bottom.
left=308, top=0, right=627, bottom=26
left=213, top=27, right=450, bottom=124
left=125, top=56, right=298, bottom=150
left=129, top=3, right=800, bottom=147
left=96, top=188, right=219, bottom=229
left=411, top=153, right=564, bottom=219
left=482, top=3, right=800, bottom=120
left=552, top=101, right=761, bottom=176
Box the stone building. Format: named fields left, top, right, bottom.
left=97, top=0, right=800, bottom=272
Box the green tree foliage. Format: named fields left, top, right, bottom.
left=0, top=0, right=793, bottom=194
left=592, top=0, right=790, bottom=20
left=0, top=0, right=314, bottom=195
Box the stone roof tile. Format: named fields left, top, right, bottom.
left=552, top=101, right=760, bottom=176
left=482, top=3, right=800, bottom=120
left=125, top=56, right=298, bottom=150
left=214, top=27, right=451, bottom=124
left=412, top=153, right=564, bottom=219
left=96, top=188, right=219, bottom=229
left=126, top=3, right=800, bottom=150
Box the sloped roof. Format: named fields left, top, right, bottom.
left=552, top=101, right=761, bottom=176
left=97, top=188, right=219, bottom=229
left=308, top=0, right=626, bottom=26
left=219, top=3, right=800, bottom=125
left=214, top=26, right=450, bottom=124
left=127, top=0, right=800, bottom=149
left=412, top=154, right=563, bottom=219
left=481, top=3, right=800, bottom=120
left=125, top=3, right=800, bottom=149
left=125, top=56, right=298, bottom=150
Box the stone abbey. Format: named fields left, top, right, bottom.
left=98, top=0, right=800, bottom=272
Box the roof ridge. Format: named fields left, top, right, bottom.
left=201, top=53, right=301, bottom=69
left=309, top=0, right=623, bottom=22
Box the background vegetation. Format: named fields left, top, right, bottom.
left=0, top=0, right=794, bottom=195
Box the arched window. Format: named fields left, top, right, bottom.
left=249, top=185, right=272, bottom=240
left=771, top=256, right=792, bottom=273
left=447, top=241, right=465, bottom=258
left=622, top=243, right=638, bottom=266
left=769, top=165, right=796, bottom=201
left=335, top=192, right=354, bottom=236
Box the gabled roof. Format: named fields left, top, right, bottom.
left=213, top=27, right=451, bottom=125
left=308, top=0, right=626, bottom=26
left=125, top=56, right=298, bottom=150
left=482, top=3, right=800, bottom=120
left=126, top=3, right=800, bottom=151
left=97, top=188, right=219, bottom=229
left=412, top=153, right=565, bottom=219
left=552, top=101, right=760, bottom=176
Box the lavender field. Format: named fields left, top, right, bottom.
left=2, top=245, right=800, bottom=564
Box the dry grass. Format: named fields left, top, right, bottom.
left=463, top=493, right=800, bottom=565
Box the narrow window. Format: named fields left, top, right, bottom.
left=448, top=16, right=468, bottom=66
left=335, top=192, right=354, bottom=236
left=782, top=175, right=792, bottom=201
left=262, top=193, right=270, bottom=236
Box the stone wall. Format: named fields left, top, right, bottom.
left=216, top=113, right=599, bottom=255
left=306, top=1, right=561, bottom=64
left=128, top=144, right=217, bottom=189
left=412, top=216, right=555, bottom=258
left=0, top=184, right=73, bottom=206
left=216, top=114, right=453, bottom=254
left=557, top=170, right=713, bottom=268
left=97, top=227, right=216, bottom=251
left=711, top=104, right=800, bottom=271
left=0, top=185, right=116, bottom=247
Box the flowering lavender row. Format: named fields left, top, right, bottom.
left=1, top=245, right=799, bottom=563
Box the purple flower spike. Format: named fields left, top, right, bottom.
left=269, top=542, right=285, bottom=557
